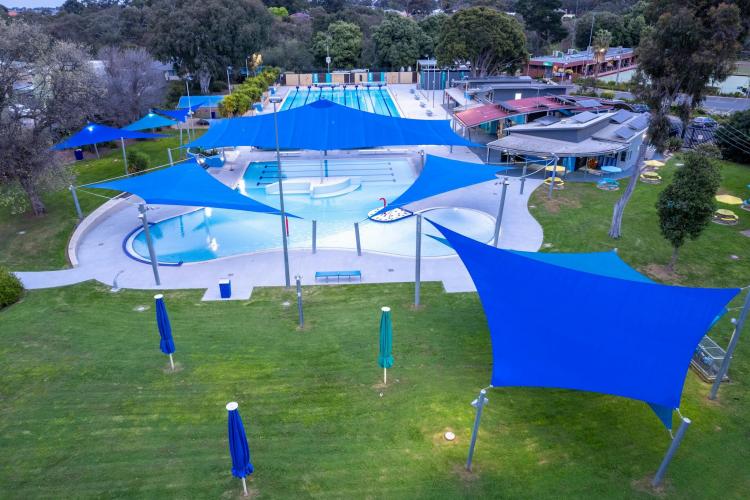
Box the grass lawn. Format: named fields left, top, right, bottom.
left=0, top=133, right=190, bottom=271
left=1, top=282, right=749, bottom=498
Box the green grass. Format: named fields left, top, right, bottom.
left=1, top=282, right=748, bottom=498
left=0, top=133, right=188, bottom=271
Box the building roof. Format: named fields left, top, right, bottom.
left=530, top=47, right=634, bottom=66
left=454, top=95, right=611, bottom=128
left=487, top=111, right=649, bottom=156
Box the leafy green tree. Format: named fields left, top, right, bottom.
left=656, top=152, right=721, bottom=270
left=609, top=0, right=744, bottom=239
left=716, top=110, right=750, bottom=164
left=268, top=6, right=289, bottom=18
left=436, top=7, right=527, bottom=77
left=147, top=0, right=272, bottom=92
left=516, top=0, right=567, bottom=52
left=418, top=13, right=448, bottom=55
left=372, top=14, right=431, bottom=70
left=262, top=39, right=314, bottom=72
left=312, top=21, right=362, bottom=69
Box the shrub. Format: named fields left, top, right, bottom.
left=127, top=151, right=151, bottom=174
left=600, top=90, right=615, bottom=100
left=0, top=267, right=24, bottom=309
left=665, top=136, right=683, bottom=152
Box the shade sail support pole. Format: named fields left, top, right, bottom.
left=241, top=477, right=248, bottom=496
left=69, top=185, right=83, bottom=221
left=493, top=178, right=510, bottom=247
left=466, top=388, right=488, bottom=472
left=167, top=148, right=174, bottom=166
left=93, top=143, right=100, bottom=159
left=138, top=204, right=161, bottom=286
left=271, top=99, right=291, bottom=287
left=168, top=353, right=174, bottom=371
left=520, top=161, right=527, bottom=194
left=120, top=138, right=128, bottom=176
left=312, top=220, right=317, bottom=254
left=652, top=417, right=691, bottom=487
left=710, top=288, right=750, bottom=399
left=354, top=222, right=362, bottom=256
left=295, top=274, right=304, bottom=327
left=415, top=213, right=422, bottom=306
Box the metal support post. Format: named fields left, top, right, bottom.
left=69, top=185, right=83, bottom=221
left=167, top=148, right=174, bottom=166
left=354, top=222, right=362, bottom=256
left=486, top=147, right=490, bottom=163
left=651, top=417, right=692, bottom=487
left=120, top=137, right=128, bottom=176
left=520, top=163, right=528, bottom=194
left=271, top=98, right=291, bottom=287
left=493, top=178, right=510, bottom=247
left=415, top=214, right=422, bottom=306
left=138, top=204, right=161, bottom=286
left=312, top=220, right=317, bottom=254
left=466, top=389, right=489, bottom=471
left=93, top=143, right=100, bottom=159
left=548, top=164, right=556, bottom=200
left=710, top=289, right=750, bottom=399
left=295, top=275, right=304, bottom=327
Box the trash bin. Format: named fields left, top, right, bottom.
left=210, top=110, right=216, bottom=119
left=219, top=279, right=232, bottom=299
left=74, top=149, right=84, bottom=161
left=270, top=87, right=276, bottom=95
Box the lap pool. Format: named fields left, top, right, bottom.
left=130, top=157, right=495, bottom=263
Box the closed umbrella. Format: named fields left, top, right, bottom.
left=715, top=194, right=743, bottom=205
left=154, top=294, right=175, bottom=370
left=378, top=306, right=394, bottom=384
left=226, top=402, right=254, bottom=496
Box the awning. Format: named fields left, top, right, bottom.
left=124, top=113, right=178, bottom=131
left=186, top=99, right=478, bottom=151
left=85, top=160, right=292, bottom=216
left=431, top=222, right=739, bottom=428
left=379, top=155, right=510, bottom=214
left=53, top=123, right=165, bottom=150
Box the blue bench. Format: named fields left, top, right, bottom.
left=315, top=270, right=362, bottom=282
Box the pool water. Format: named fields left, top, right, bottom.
left=281, top=87, right=400, bottom=116
left=131, top=158, right=495, bottom=263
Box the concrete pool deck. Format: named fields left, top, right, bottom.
left=15, top=85, right=545, bottom=298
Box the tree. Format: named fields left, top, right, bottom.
left=97, top=46, right=168, bottom=126
left=418, top=13, right=448, bottom=56
left=0, top=23, right=100, bottom=216
left=312, top=21, right=362, bottom=69
left=268, top=6, right=289, bottom=18
left=608, top=1, right=744, bottom=239
left=716, top=110, right=750, bottom=164
left=574, top=11, right=625, bottom=49
left=516, top=0, right=567, bottom=52
left=262, top=39, right=314, bottom=72
left=372, top=14, right=431, bottom=70
left=592, top=29, right=611, bottom=80
left=656, top=151, right=720, bottom=270
left=436, top=7, right=527, bottom=77
left=147, top=0, right=272, bottom=92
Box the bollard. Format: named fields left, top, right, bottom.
left=295, top=275, right=304, bottom=327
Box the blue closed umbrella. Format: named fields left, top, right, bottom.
left=154, top=294, right=175, bottom=370
left=226, top=402, right=254, bottom=496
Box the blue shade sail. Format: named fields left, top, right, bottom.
left=53, top=123, right=165, bottom=149
left=177, top=95, right=225, bottom=108
left=154, top=295, right=175, bottom=355
left=379, top=155, right=510, bottom=214
left=227, top=403, right=254, bottom=479
left=430, top=222, right=739, bottom=426
left=85, top=160, right=293, bottom=217
left=124, top=113, right=178, bottom=131
left=186, top=99, right=478, bottom=151
left=153, top=104, right=202, bottom=123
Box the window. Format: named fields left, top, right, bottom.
left=620, top=150, right=627, bottom=162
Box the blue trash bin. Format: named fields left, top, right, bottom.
left=74, top=149, right=84, bottom=161
left=219, top=279, right=232, bottom=299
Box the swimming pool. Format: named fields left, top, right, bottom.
left=130, top=157, right=495, bottom=263
left=281, top=87, right=400, bottom=116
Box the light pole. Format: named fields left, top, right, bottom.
left=245, top=56, right=250, bottom=80
left=326, top=37, right=331, bottom=74
left=184, top=74, right=193, bottom=142
left=226, top=65, right=232, bottom=93
left=270, top=95, right=291, bottom=287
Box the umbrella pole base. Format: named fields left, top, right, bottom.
left=242, top=477, right=248, bottom=496
left=169, top=354, right=174, bottom=371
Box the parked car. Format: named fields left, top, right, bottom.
left=630, top=103, right=650, bottom=113
left=691, top=116, right=718, bottom=128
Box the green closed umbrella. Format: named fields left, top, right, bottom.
left=378, top=306, right=394, bottom=384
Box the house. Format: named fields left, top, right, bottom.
left=487, top=109, right=649, bottom=172
left=526, top=47, right=637, bottom=80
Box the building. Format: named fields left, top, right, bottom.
left=452, top=94, right=615, bottom=140
left=526, top=47, right=637, bottom=80
left=488, top=109, right=649, bottom=172
left=445, top=75, right=571, bottom=106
